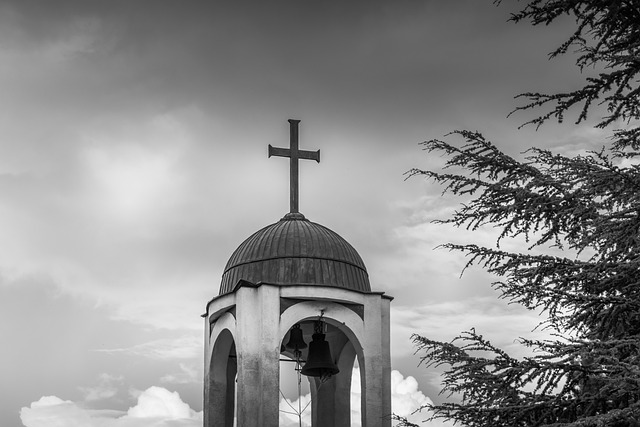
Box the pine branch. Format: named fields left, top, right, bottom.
left=495, top=0, right=640, bottom=143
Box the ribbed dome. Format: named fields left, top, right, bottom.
left=219, top=213, right=370, bottom=295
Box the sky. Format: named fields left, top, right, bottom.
left=0, top=1, right=609, bottom=426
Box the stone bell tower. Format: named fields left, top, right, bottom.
left=203, top=120, right=392, bottom=426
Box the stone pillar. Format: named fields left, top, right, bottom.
left=225, top=357, right=236, bottom=427
left=235, top=285, right=281, bottom=426
left=362, top=295, right=391, bottom=427
left=334, top=341, right=357, bottom=427
left=310, top=375, right=336, bottom=426
left=381, top=297, right=392, bottom=423
left=308, top=325, right=358, bottom=426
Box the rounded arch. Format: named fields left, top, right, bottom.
left=206, top=313, right=237, bottom=427
left=280, top=300, right=365, bottom=426
left=279, top=300, right=364, bottom=356
left=210, top=328, right=235, bottom=381
left=209, top=312, right=236, bottom=348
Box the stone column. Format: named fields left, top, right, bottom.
left=235, top=285, right=281, bottom=426
left=310, top=375, right=336, bottom=426
left=381, top=297, right=392, bottom=423
left=225, top=357, right=237, bottom=427
left=308, top=326, right=358, bottom=426
left=334, top=341, right=357, bottom=427
left=362, top=295, right=391, bottom=427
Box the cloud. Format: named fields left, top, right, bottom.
left=0, top=106, right=218, bottom=331
left=79, top=373, right=123, bottom=402
left=93, top=335, right=201, bottom=360
left=390, top=370, right=432, bottom=423
left=160, top=363, right=200, bottom=385
left=20, top=386, right=202, bottom=427
left=80, top=112, right=192, bottom=223
left=391, top=296, right=549, bottom=361
left=41, top=16, right=105, bottom=62
left=279, top=393, right=312, bottom=427
left=20, top=396, right=98, bottom=427
left=126, top=387, right=197, bottom=419
left=21, top=368, right=442, bottom=427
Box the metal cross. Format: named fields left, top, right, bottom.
left=268, top=119, right=320, bottom=214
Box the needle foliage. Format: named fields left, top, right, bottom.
left=398, top=1, right=640, bottom=426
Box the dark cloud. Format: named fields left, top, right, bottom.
left=0, top=1, right=587, bottom=424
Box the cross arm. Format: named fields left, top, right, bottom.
left=298, top=149, right=320, bottom=163
left=268, top=145, right=290, bottom=158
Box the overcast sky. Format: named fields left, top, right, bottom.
left=0, top=1, right=607, bottom=426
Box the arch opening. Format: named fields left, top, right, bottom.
left=279, top=315, right=361, bottom=426
left=207, top=329, right=237, bottom=427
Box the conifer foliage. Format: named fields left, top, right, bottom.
left=399, top=1, right=640, bottom=426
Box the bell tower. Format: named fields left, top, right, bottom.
left=203, top=120, right=392, bottom=426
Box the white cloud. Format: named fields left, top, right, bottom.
left=160, top=363, right=200, bottom=385
left=390, top=370, right=431, bottom=422
left=20, top=386, right=202, bottom=427
left=22, top=369, right=443, bottom=427
left=391, top=296, right=550, bottom=361
left=279, top=392, right=312, bottom=427
left=126, top=387, right=197, bottom=419
left=79, top=373, right=123, bottom=402
left=20, top=396, right=97, bottom=427
left=81, top=127, right=187, bottom=224
left=93, top=335, right=201, bottom=360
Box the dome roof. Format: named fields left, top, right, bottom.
left=219, top=213, right=370, bottom=295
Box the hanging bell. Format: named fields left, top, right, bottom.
left=300, top=332, right=340, bottom=378
left=285, top=323, right=307, bottom=351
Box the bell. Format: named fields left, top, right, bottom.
left=285, top=323, right=307, bottom=350
left=300, top=332, right=340, bottom=378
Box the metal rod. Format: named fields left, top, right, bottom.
left=227, top=355, right=304, bottom=362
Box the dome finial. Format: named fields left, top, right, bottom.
left=268, top=119, right=320, bottom=214
left=281, top=212, right=306, bottom=221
